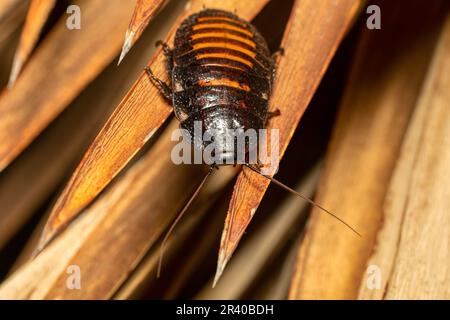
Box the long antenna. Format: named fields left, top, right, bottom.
left=157, top=166, right=215, bottom=278
left=244, top=164, right=361, bottom=237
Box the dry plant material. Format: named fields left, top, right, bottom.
left=289, top=0, right=447, bottom=299
left=0, top=121, right=207, bottom=299
left=214, top=0, right=363, bottom=286
left=0, top=0, right=21, bottom=20
left=358, top=14, right=450, bottom=299
left=35, top=0, right=270, bottom=255
left=8, top=0, right=56, bottom=87
left=0, top=0, right=29, bottom=46
left=0, top=9, right=179, bottom=253
left=118, top=0, right=167, bottom=65
left=197, top=165, right=320, bottom=299
left=0, top=73, right=114, bottom=251
left=0, top=0, right=135, bottom=172
left=114, top=166, right=238, bottom=299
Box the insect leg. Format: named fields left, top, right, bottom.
left=267, top=109, right=281, bottom=120
left=144, top=66, right=173, bottom=100
left=255, top=109, right=281, bottom=126
left=155, top=40, right=174, bottom=75
left=266, top=48, right=284, bottom=120
left=271, top=48, right=285, bottom=82
left=272, top=48, right=285, bottom=60
left=263, top=109, right=281, bottom=126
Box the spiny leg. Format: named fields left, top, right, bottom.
left=156, top=40, right=173, bottom=74
left=267, top=109, right=281, bottom=120
left=272, top=47, right=285, bottom=60
left=271, top=47, right=285, bottom=82
left=144, top=40, right=174, bottom=100
left=256, top=108, right=281, bottom=126
left=144, top=66, right=173, bottom=100
left=266, top=48, right=284, bottom=123
left=256, top=159, right=264, bottom=170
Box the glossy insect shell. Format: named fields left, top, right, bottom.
left=171, top=9, right=274, bottom=164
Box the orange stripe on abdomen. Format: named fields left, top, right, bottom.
left=192, top=23, right=253, bottom=37
left=195, top=52, right=253, bottom=68
left=190, top=32, right=256, bottom=48
left=192, top=42, right=256, bottom=58
left=198, top=77, right=250, bottom=91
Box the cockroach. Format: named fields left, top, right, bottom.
left=145, top=9, right=360, bottom=277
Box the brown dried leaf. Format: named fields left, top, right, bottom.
left=198, top=164, right=320, bottom=299
left=118, top=0, right=167, bottom=65
left=0, top=0, right=21, bottom=20
left=0, top=120, right=206, bottom=299
left=214, top=0, right=363, bottom=286
left=358, top=13, right=450, bottom=299
left=114, top=165, right=238, bottom=299
left=35, top=0, right=270, bottom=255
left=8, top=0, right=56, bottom=87
left=0, top=8, right=175, bottom=252
left=288, top=0, right=447, bottom=299
left=0, top=0, right=135, bottom=171
left=0, top=0, right=28, bottom=46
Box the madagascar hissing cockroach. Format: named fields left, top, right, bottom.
left=145, top=9, right=360, bottom=277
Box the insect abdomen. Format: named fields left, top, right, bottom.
left=171, top=9, right=273, bottom=161
left=172, top=9, right=272, bottom=121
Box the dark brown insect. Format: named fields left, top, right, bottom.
left=146, top=9, right=360, bottom=278
left=146, top=8, right=280, bottom=164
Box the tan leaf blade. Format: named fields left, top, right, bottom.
left=118, top=0, right=167, bottom=65
left=8, top=0, right=56, bottom=87
left=0, top=0, right=135, bottom=171
left=0, top=17, right=168, bottom=253
left=0, top=0, right=29, bottom=46
left=198, top=164, right=321, bottom=299
left=214, top=0, right=363, bottom=286
left=35, top=0, right=271, bottom=255
left=288, top=0, right=448, bottom=299
left=0, top=120, right=209, bottom=299
left=0, top=0, right=20, bottom=20
left=358, top=11, right=450, bottom=300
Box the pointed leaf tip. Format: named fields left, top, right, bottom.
left=216, top=0, right=363, bottom=279
left=118, top=30, right=135, bottom=65
left=118, top=0, right=167, bottom=64
left=9, top=0, right=56, bottom=85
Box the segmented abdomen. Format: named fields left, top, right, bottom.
left=172, top=9, right=272, bottom=123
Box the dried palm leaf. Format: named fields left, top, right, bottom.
left=0, top=0, right=135, bottom=171
left=289, top=0, right=447, bottom=299
left=359, top=12, right=450, bottom=299
left=214, top=0, right=363, bottom=286
left=118, top=0, right=167, bottom=65
left=8, top=0, right=56, bottom=87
